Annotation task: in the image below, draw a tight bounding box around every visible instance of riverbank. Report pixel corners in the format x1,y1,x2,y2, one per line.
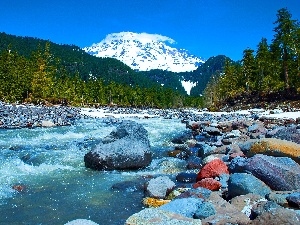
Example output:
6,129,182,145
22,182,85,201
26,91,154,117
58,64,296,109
0,102,81,128
1,102,300,224
77,106,300,225
0,100,299,129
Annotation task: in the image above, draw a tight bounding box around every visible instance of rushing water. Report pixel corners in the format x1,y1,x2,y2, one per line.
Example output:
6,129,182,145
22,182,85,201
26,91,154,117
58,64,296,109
0,116,187,225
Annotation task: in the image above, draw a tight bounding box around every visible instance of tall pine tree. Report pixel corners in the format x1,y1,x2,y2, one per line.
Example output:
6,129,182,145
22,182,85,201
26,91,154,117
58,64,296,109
273,8,299,89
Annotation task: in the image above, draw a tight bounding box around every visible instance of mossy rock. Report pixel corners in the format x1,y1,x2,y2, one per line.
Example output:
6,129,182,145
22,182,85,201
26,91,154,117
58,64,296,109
248,138,300,164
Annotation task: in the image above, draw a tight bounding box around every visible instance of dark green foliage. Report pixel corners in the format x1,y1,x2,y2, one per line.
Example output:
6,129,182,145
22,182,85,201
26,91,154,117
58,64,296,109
203,8,300,108
0,32,204,108
0,32,152,88
139,69,186,95
190,55,232,96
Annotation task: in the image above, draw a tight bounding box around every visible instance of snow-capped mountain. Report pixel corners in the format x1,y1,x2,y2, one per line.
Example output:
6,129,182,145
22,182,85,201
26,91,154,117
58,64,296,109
83,32,204,73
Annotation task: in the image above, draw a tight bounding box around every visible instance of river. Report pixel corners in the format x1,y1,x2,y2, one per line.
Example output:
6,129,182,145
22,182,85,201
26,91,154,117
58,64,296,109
0,116,187,225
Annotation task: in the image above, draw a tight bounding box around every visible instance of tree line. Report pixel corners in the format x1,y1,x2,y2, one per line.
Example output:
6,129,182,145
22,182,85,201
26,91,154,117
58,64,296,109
203,8,300,109
0,42,203,108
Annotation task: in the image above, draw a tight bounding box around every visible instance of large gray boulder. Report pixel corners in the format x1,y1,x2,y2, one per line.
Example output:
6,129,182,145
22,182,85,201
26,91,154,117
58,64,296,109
244,154,300,191
84,120,152,170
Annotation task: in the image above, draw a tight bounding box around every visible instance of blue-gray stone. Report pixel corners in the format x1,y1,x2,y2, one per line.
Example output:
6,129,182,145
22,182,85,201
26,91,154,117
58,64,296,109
194,202,216,219
228,156,247,173
187,147,199,156
273,126,300,144
251,200,281,219
159,197,203,218
204,126,221,135
186,156,202,169
228,173,271,198
248,123,260,132
238,140,256,154
266,192,289,206
198,143,217,157
219,173,230,189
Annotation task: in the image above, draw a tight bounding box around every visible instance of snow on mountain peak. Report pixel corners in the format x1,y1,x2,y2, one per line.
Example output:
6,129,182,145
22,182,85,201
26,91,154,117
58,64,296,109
83,32,204,72
103,32,176,45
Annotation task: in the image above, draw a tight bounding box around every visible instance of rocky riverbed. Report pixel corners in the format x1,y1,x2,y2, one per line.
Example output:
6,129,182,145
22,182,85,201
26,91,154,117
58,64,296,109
0,102,82,128
1,102,300,224
78,106,300,225
122,109,300,225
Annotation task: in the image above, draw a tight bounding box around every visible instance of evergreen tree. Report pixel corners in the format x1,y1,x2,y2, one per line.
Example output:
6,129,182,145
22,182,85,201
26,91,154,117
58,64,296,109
242,48,256,92
30,43,55,100
255,38,272,92
273,8,299,89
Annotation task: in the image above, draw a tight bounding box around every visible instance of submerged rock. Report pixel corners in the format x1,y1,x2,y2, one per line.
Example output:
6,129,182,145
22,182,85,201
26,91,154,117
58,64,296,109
84,120,152,170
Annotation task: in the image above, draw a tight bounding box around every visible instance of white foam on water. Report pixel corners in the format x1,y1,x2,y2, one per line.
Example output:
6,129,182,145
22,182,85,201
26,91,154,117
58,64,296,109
0,184,16,204
34,130,86,142
0,157,77,205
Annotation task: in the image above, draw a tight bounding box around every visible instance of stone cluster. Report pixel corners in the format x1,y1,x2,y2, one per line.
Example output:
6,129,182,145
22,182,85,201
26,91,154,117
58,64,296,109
126,111,300,225
0,102,81,128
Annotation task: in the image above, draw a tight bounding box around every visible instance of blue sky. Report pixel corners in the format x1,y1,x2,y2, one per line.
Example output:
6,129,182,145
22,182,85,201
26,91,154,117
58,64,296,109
1,0,300,61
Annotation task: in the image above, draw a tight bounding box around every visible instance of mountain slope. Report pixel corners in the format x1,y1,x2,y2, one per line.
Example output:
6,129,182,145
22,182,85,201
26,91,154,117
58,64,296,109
189,55,234,96
83,32,204,72
0,32,157,88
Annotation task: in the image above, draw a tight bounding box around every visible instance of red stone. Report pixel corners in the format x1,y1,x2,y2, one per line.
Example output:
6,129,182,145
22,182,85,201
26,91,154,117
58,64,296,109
12,184,26,192
197,158,229,181
193,178,222,191
191,122,200,130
